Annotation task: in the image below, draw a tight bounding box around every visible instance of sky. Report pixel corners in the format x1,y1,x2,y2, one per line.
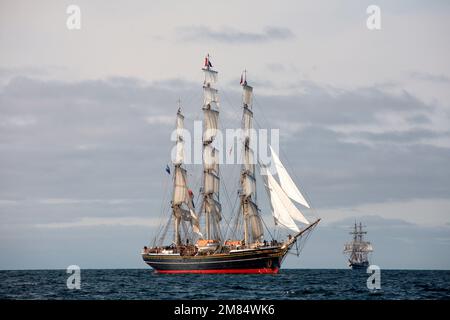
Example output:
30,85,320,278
0,0,449,270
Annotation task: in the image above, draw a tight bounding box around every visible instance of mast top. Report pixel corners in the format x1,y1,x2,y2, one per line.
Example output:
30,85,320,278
177,98,182,114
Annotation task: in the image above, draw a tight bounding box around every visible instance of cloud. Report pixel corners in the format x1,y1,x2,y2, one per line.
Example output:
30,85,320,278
410,71,450,83
35,217,159,228
177,26,294,43
1,73,450,269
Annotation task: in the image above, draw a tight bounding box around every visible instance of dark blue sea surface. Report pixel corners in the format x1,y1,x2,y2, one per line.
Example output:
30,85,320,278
0,269,449,300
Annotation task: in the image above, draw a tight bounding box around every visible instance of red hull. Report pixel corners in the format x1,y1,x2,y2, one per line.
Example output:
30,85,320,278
154,267,280,274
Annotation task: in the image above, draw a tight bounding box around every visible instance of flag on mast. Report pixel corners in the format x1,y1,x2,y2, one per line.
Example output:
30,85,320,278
204,54,213,68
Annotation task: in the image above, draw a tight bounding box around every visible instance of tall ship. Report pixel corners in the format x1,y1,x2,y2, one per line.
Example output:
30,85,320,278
141,56,320,274
343,222,373,269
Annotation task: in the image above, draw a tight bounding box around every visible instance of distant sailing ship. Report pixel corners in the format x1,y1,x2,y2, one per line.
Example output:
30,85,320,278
343,222,373,269
141,55,320,274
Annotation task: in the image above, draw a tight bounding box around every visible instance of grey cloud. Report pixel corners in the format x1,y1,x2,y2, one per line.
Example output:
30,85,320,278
1,74,450,269
178,26,294,43
410,71,450,83
350,129,450,144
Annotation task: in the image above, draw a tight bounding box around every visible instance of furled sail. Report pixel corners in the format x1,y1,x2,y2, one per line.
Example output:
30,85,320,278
269,145,310,208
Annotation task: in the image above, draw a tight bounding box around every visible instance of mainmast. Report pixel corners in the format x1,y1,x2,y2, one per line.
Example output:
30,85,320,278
239,72,264,245
172,105,200,245
201,55,222,241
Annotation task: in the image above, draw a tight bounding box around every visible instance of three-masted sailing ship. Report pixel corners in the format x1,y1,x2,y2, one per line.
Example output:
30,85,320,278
343,222,373,269
141,56,320,274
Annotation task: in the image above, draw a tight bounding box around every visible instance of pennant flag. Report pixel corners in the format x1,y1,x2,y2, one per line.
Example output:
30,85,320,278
240,73,243,85
204,55,213,68
165,165,171,175
188,189,195,208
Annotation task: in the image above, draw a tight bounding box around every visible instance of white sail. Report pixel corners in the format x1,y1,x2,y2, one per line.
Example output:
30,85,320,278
247,200,263,240
173,111,185,165
203,87,219,106
264,167,309,229
203,68,218,84
174,139,184,165
243,108,253,142
270,145,310,208
204,172,220,194
243,84,253,106
173,167,188,205
244,147,255,174
190,209,203,237
176,112,184,138
203,145,219,173
203,108,219,142
242,173,256,197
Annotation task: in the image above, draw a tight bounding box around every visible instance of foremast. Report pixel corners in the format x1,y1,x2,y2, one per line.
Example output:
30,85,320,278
239,72,264,246
201,55,222,241
172,105,200,245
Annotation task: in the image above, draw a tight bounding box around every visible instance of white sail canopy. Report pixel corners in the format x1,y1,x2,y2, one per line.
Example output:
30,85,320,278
190,209,203,236
203,69,218,84
243,108,253,141
242,173,256,197
243,85,253,106
270,145,310,208
203,108,219,142
203,145,219,173
243,147,255,174
263,167,309,231
247,200,263,241
204,172,220,194
203,87,219,106
176,112,184,139
174,140,184,165
173,112,185,165
173,167,189,205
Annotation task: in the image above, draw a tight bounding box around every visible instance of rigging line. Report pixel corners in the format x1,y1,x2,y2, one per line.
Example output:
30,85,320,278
221,175,239,240
152,173,171,245
259,212,275,241
217,170,235,233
